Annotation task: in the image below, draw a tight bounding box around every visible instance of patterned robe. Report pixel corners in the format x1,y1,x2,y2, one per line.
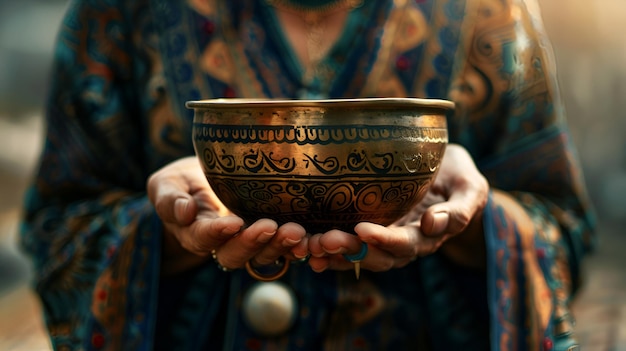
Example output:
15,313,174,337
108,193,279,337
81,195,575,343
20,0,596,350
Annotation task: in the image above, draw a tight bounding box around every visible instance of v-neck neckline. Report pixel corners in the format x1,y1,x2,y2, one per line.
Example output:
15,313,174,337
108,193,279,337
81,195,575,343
258,1,378,98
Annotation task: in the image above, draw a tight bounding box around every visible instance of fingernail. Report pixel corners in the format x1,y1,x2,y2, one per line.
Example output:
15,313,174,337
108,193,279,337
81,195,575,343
174,198,188,222
430,212,449,234
325,247,346,255
256,231,276,243
223,225,243,236
293,251,309,259
282,238,302,247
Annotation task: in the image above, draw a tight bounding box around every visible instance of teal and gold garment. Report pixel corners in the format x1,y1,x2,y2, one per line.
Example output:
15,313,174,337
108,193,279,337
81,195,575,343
20,0,596,350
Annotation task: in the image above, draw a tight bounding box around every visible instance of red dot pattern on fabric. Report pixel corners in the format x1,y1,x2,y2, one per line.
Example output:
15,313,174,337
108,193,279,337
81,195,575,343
396,56,410,71
204,21,215,35
543,337,553,351
246,338,262,350
353,337,367,348
536,248,546,259
224,87,237,98
92,333,105,349
96,289,107,301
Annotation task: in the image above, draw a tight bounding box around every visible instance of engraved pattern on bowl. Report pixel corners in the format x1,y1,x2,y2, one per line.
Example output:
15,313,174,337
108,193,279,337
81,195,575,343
188,98,453,234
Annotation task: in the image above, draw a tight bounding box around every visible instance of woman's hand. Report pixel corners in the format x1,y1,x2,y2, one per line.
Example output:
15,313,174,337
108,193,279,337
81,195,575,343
147,156,309,276
308,144,489,274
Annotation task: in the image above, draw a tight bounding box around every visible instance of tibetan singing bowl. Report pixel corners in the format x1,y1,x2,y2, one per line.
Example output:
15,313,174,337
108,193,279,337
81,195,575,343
187,98,453,234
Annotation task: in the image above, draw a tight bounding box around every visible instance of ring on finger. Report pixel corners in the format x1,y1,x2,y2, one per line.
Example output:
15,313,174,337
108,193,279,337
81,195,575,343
342,242,369,262
245,256,290,282
342,242,368,279
211,249,231,272
295,254,310,263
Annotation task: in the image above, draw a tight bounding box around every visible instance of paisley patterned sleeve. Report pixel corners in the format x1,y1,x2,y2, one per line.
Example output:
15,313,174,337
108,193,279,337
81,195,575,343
448,0,596,349
19,1,162,349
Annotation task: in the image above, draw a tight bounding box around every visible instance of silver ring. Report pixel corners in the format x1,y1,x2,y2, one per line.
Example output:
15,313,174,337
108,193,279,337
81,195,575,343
295,254,310,263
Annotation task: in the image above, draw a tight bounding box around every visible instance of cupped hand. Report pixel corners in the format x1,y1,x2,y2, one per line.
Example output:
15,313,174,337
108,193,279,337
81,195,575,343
308,144,489,274
147,156,309,276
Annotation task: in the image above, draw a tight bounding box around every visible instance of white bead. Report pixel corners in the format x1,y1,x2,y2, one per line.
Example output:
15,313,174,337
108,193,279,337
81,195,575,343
242,281,297,336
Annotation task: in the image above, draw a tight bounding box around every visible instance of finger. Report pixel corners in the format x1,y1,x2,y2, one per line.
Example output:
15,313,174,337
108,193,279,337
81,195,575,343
420,182,487,237
212,219,278,269
308,234,328,258
414,233,449,257
318,230,363,255
153,160,230,220
394,191,446,226
175,216,243,256
321,244,399,272
150,178,197,225
252,222,307,265
308,255,330,273
308,234,332,272
422,146,489,237
355,222,450,258
311,230,409,273
290,234,310,260
353,222,420,258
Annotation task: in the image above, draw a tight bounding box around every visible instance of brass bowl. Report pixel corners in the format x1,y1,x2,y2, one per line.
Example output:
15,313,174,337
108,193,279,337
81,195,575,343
187,98,453,234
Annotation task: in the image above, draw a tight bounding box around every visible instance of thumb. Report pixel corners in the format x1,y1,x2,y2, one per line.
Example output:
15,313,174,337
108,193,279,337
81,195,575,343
420,210,451,236
420,182,487,237
173,197,197,225
148,175,198,226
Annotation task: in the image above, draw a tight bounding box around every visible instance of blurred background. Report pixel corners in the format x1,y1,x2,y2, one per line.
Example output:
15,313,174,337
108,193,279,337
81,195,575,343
0,0,624,350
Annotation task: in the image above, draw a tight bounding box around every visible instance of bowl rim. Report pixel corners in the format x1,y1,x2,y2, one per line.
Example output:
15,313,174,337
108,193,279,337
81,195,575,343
185,97,455,111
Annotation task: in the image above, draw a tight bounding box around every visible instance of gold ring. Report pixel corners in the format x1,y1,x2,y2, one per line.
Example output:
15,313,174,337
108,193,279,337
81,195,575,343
245,257,290,282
